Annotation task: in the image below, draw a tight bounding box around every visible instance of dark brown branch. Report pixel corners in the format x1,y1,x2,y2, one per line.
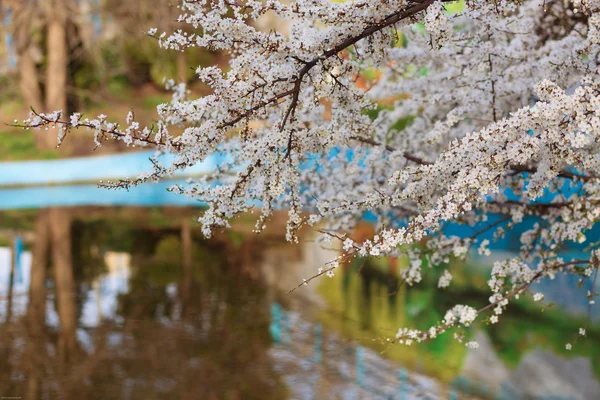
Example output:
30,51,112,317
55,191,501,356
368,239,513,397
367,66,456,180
476,259,591,315
220,0,445,131
349,135,433,165
219,88,296,129
469,215,511,240
351,135,594,182
508,164,592,182
10,109,179,150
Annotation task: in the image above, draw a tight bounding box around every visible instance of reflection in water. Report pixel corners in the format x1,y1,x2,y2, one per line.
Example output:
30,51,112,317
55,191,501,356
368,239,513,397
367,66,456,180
0,208,598,399
318,254,600,399
1,208,288,399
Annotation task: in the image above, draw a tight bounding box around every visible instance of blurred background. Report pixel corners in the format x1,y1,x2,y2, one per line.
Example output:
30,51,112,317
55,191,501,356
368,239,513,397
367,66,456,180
0,1,599,399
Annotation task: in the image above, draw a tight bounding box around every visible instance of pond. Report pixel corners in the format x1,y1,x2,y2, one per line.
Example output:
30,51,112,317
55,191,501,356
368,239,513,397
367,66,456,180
0,208,598,399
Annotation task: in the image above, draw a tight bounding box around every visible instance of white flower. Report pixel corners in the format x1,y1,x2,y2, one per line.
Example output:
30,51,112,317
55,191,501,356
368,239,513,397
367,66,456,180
16,0,600,352
438,270,453,288
566,343,572,351
444,305,478,326
343,238,354,251
70,113,81,125
478,239,491,256
428,327,437,339
466,341,479,349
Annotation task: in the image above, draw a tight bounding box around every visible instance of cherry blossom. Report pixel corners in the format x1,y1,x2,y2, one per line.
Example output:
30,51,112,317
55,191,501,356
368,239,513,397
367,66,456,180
15,0,600,348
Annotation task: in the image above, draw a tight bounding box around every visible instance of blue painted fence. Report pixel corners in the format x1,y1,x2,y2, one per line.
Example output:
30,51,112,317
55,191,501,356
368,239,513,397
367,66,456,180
0,180,206,210
0,151,226,187
0,150,237,209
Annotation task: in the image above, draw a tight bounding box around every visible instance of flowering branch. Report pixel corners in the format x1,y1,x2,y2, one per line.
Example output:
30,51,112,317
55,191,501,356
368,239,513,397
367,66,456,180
13,0,600,349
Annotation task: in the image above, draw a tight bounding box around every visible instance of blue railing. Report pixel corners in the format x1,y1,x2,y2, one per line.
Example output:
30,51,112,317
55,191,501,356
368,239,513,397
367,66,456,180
0,151,224,187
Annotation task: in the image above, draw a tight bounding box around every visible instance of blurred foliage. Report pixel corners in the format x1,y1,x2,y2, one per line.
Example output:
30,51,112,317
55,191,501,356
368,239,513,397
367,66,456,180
143,94,170,110
317,256,467,382
0,6,220,160
0,131,58,161
446,0,466,13
68,39,216,108
0,210,39,231
364,104,416,143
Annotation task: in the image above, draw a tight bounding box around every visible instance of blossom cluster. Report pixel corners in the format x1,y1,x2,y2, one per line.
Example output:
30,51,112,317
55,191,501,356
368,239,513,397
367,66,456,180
17,0,600,348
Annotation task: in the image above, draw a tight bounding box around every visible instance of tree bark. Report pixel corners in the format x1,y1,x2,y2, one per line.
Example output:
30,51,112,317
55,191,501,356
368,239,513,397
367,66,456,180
10,0,42,110
178,51,188,84
45,16,68,115
10,0,47,147
40,3,70,152
18,49,44,113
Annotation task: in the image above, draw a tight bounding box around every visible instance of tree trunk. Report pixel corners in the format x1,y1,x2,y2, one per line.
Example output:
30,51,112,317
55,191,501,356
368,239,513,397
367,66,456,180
177,51,188,84
40,3,70,153
18,48,43,113
49,208,77,362
20,49,50,149
45,17,68,115
10,0,46,147
10,0,42,110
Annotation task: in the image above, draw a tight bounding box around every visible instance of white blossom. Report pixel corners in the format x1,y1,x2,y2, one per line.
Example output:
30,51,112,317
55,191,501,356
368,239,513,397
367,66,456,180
16,0,600,347
438,270,453,288
466,341,479,349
